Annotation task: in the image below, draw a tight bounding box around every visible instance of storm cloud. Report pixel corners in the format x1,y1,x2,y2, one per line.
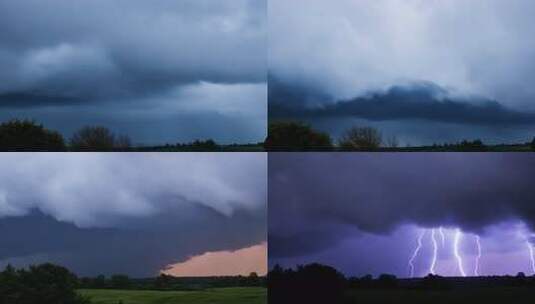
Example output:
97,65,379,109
269,0,535,143
270,79,535,126
269,153,535,259
0,0,266,143
0,153,267,277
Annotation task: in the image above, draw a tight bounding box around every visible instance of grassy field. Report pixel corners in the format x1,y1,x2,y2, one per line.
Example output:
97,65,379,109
79,287,267,304
346,287,535,304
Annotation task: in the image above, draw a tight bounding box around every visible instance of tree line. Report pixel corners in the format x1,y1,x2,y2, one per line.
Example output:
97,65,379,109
268,263,535,304
265,121,535,151
0,119,261,151
0,263,265,304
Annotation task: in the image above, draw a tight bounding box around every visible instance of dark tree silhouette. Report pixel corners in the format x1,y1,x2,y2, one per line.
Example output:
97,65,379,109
0,119,66,151
0,263,90,304
70,126,131,151
265,122,332,151
70,126,116,151
338,126,382,150
110,275,131,289
269,263,346,304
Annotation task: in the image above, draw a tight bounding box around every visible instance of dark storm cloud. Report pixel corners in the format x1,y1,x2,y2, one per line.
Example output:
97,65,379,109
270,78,535,126
270,0,535,120
0,0,266,143
0,0,266,101
0,153,267,277
269,153,535,258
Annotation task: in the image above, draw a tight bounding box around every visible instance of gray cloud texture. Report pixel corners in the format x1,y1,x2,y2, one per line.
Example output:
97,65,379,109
0,0,266,143
269,153,535,258
0,0,265,99
270,0,535,109
0,153,267,276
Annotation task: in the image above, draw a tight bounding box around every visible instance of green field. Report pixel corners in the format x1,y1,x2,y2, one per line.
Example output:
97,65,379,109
79,287,267,304
346,287,535,304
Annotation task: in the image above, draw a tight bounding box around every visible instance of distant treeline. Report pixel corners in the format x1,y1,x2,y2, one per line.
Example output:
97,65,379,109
269,263,535,304
0,263,90,304
79,272,266,291
0,119,263,152
3,118,535,151
0,263,265,304
265,121,535,151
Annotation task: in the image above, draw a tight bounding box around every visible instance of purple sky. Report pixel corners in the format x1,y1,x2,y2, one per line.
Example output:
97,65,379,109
269,153,535,278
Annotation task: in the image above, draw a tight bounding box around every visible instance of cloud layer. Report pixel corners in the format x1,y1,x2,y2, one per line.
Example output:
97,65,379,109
0,0,266,143
269,153,535,258
270,0,535,108
0,153,267,276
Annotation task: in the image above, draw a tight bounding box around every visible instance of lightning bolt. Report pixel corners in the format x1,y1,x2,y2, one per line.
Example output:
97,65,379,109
429,229,438,275
408,230,425,278
474,235,481,276
527,241,535,275
454,229,466,277
439,226,446,247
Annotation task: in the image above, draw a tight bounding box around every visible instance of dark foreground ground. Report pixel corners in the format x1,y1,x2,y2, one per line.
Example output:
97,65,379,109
346,287,535,304
269,264,535,304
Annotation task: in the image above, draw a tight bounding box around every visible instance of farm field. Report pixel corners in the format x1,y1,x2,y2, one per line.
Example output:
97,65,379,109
79,287,267,304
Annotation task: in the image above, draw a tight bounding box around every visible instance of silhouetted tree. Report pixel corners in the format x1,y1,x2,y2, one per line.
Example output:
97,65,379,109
114,135,132,151
0,263,90,304
377,274,398,288
422,274,449,290
110,275,131,289
269,263,346,304
265,122,332,151
0,119,66,151
457,139,486,151
338,126,382,150
70,126,116,151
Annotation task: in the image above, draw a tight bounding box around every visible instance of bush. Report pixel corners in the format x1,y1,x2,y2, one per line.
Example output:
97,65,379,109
110,274,131,289
338,126,382,150
0,263,90,304
70,126,131,151
265,122,332,151
269,263,346,304
0,119,66,151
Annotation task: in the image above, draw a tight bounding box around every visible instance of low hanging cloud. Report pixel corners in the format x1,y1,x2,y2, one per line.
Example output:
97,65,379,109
0,0,266,143
269,78,535,126
0,153,266,226
269,153,535,258
0,0,266,101
0,153,267,276
270,0,535,110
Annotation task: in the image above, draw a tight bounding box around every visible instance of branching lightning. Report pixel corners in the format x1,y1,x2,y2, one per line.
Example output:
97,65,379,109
527,241,535,275
439,226,446,247
408,230,425,278
454,229,466,277
429,229,438,275
474,235,481,276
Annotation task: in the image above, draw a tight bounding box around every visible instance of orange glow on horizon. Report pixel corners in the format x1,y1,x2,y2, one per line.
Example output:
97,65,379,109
162,242,267,277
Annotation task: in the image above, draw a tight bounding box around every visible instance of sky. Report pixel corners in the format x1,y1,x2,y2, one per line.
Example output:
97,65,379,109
269,0,535,145
163,243,267,277
0,153,267,277
269,153,535,278
0,0,266,145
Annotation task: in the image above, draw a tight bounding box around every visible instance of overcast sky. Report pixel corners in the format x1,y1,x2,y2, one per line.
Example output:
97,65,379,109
269,153,535,277
0,153,267,277
269,0,535,144
0,0,266,144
